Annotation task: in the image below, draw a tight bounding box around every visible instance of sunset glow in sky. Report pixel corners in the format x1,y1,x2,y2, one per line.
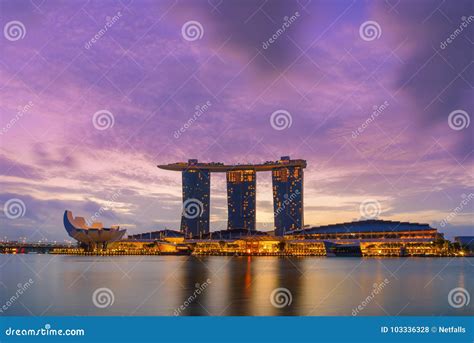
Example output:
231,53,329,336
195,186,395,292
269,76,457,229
1,0,472,241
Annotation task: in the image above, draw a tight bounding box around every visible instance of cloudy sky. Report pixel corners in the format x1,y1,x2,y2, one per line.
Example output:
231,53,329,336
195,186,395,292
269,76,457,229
0,0,472,241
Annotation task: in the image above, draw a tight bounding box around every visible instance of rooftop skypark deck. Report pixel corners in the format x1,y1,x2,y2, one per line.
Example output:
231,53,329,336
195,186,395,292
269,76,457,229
157,156,307,172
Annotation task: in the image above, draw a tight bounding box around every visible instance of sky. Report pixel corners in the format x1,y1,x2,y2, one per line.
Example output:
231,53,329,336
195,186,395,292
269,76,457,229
0,0,473,242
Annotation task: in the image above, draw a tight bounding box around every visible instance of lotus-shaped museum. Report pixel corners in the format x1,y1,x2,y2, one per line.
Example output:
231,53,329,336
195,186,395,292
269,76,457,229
63,210,126,249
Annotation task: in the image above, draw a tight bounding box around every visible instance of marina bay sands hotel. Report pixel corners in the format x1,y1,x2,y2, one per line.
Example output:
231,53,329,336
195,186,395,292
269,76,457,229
158,156,306,237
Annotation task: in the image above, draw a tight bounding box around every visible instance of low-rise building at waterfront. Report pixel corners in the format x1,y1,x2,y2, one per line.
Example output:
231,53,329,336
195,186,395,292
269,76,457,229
127,229,185,243
56,214,457,256
287,219,446,256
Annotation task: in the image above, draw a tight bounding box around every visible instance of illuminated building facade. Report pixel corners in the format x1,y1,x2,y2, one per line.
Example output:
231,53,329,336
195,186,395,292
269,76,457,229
158,157,307,235
272,156,304,236
181,167,210,238
63,210,126,251
287,220,442,240
190,220,448,257
128,229,184,243
287,220,447,256
192,237,326,256
227,169,256,231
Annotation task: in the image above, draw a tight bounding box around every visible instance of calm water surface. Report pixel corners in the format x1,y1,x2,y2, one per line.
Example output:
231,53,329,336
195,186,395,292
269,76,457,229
0,255,472,316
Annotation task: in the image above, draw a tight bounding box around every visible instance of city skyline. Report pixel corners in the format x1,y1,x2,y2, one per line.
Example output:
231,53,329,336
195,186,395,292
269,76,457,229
1,0,473,242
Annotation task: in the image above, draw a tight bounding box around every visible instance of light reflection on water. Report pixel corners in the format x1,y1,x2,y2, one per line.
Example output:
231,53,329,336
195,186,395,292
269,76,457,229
0,255,472,316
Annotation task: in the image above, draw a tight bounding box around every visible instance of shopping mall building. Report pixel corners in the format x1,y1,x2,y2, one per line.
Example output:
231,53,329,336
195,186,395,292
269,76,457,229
125,219,450,257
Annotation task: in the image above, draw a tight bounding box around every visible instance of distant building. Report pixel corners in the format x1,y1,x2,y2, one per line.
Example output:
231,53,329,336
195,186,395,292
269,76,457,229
181,166,210,238
227,169,256,231
272,156,304,236
158,156,306,237
287,219,444,256
189,220,448,257
128,229,184,242
110,230,188,254
63,210,126,250
201,228,267,240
